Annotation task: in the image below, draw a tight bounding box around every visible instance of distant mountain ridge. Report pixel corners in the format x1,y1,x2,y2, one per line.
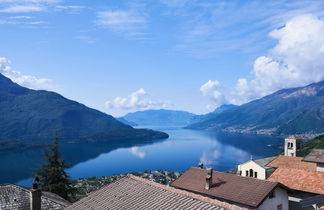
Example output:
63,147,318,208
187,81,324,135
122,109,196,126
0,73,168,142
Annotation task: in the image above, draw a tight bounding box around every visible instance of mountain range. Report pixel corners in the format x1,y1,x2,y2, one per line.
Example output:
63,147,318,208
122,109,196,126
187,81,324,135
0,73,168,143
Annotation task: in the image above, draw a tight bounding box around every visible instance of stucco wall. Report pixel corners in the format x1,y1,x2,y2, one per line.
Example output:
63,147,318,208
238,160,266,180
258,187,288,210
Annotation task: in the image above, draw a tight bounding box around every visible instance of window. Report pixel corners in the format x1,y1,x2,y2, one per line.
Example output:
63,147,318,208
277,204,282,210
254,172,258,178
269,191,275,199
246,170,248,176
249,169,253,177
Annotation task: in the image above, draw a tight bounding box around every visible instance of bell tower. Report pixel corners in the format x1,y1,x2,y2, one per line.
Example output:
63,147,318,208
284,136,301,157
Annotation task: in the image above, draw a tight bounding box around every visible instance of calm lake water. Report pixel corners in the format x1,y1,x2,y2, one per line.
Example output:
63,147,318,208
0,127,283,187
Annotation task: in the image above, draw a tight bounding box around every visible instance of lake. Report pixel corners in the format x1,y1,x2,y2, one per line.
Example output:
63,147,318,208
0,127,283,187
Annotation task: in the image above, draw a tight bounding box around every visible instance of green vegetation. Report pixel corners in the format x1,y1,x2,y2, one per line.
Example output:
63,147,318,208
0,73,168,143
187,81,324,135
300,134,324,156
35,135,74,201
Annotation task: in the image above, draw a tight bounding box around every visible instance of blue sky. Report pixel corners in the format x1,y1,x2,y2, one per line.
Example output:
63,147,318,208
1,0,324,116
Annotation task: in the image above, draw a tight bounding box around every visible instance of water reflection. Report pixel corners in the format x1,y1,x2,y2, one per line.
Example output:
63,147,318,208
0,127,282,187
129,147,146,159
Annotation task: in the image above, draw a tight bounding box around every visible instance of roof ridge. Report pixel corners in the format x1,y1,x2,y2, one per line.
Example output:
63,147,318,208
190,167,279,185
127,174,247,210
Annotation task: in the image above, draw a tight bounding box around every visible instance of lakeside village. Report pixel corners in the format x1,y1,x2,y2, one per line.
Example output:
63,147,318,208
1,136,324,210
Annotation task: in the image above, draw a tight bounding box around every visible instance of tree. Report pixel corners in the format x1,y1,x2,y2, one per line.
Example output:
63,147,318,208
35,134,74,200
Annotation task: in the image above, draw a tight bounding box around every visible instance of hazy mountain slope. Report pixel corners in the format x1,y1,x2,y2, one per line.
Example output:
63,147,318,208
0,73,168,142
123,109,196,126
190,104,238,124
187,81,324,135
116,117,138,126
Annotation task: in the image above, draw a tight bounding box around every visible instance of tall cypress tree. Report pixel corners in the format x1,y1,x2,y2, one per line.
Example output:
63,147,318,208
35,134,74,200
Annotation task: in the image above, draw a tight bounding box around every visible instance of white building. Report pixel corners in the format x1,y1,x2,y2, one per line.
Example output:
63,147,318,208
284,136,302,157
237,156,277,180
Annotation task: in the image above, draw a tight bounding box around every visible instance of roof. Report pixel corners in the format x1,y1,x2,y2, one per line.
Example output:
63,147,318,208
300,194,324,209
170,167,282,208
253,156,277,169
0,184,70,210
268,167,324,194
65,175,236,210
303,149,324,164
267,155,316,171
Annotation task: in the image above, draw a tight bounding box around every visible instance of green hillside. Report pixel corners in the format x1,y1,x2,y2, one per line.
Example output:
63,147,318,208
0,73,168,143
187,81,324,135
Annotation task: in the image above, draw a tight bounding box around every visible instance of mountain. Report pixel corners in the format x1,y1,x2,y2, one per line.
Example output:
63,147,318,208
122,109,196,126
300,134,324,156
190,104,238,124
0,73,168,143
187,81,324,135
116,117,138,126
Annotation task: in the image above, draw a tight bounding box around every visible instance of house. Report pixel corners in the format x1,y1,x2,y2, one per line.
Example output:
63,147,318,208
267,155,317,171
0,184,70,210
237,156,277,179
171,167,289,210
65,174,242,210
268,167,324,210
303,149,324,172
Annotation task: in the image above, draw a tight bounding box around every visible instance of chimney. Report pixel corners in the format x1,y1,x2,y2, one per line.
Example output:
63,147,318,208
30,177,41,210
205,168,213,190
198,162,204,169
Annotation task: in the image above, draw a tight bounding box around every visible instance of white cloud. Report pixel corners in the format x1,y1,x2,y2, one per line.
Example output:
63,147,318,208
0,57,57,90
200,80,226,109
232,14,324,104
55,5,84,10
129,146,145,159
8,15,31,19
96,10,147,38
0,5,44,12
168,1,324,57
105,88,171,110
0,0,59,3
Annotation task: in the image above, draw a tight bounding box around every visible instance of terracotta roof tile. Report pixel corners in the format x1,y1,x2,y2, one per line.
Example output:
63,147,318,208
303,149,324,164
268,167,324,194
65,175,240,210
267,155,316,171
171,167,280,208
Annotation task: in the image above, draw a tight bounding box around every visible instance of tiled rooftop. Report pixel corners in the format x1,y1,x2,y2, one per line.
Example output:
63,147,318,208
253,156,277,169
0,184,70,210
66,175,239,210
268,167,324,194
266,155,316,171
303,149,324,164
171,167,281,208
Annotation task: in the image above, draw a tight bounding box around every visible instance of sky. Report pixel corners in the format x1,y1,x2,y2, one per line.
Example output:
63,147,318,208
1,0,324,116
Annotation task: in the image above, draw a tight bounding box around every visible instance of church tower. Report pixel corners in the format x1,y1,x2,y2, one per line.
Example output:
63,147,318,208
284,136,301,157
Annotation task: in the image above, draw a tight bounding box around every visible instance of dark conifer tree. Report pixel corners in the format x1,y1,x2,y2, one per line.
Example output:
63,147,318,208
35,134,74,200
